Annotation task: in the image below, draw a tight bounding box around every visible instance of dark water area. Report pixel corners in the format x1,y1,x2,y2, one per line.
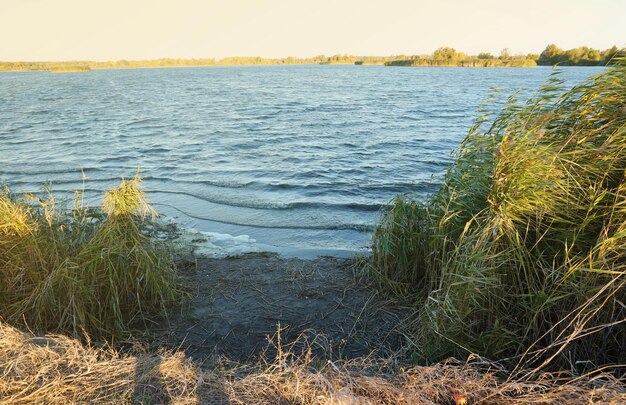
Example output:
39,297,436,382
0,65,604,254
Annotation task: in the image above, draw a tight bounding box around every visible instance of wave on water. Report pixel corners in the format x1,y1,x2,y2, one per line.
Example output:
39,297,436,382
153,202,376,232
0,65,604,251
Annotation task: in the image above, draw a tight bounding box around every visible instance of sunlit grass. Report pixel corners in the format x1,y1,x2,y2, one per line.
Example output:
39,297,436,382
2,323,625,404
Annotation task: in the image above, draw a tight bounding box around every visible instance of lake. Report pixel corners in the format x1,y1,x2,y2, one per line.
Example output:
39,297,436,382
0,65,604,255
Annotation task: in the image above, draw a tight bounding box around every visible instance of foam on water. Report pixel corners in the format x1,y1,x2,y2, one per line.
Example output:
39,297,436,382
171,228,260,258
171,226,363,259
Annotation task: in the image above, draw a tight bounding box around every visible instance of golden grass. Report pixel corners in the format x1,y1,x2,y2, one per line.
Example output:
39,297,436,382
1,323,624,404
0,323,198,404
103,175,155,219
0,191,34,237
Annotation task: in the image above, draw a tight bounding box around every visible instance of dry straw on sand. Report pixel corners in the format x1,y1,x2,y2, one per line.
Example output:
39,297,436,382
1,323,624,404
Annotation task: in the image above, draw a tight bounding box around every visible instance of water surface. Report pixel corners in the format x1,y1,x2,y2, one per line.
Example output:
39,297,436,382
0,65,604,254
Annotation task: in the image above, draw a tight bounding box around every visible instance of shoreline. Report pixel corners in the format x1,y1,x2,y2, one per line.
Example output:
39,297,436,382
0,62,374,73
0,62,548,73
155,215,371,261
1,62,611,74
2,45,620,73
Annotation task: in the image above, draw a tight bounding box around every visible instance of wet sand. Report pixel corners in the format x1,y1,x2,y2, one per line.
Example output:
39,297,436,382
152,253,408,362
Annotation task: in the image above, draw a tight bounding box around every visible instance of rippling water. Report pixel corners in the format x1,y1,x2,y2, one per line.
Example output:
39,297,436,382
0,65,604,254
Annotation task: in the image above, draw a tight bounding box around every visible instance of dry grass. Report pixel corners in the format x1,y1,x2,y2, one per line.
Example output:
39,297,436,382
1,323,624,404
0,323,198,404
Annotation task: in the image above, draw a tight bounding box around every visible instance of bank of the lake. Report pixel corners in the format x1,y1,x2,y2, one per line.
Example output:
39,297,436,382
1,60,624,405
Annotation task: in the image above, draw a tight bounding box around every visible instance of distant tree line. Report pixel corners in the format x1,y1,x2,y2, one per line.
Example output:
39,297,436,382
0,55,401,71
385,47,537,68
537,44,623,66
385,45,623,68
0,45,622,72
48,64,91,72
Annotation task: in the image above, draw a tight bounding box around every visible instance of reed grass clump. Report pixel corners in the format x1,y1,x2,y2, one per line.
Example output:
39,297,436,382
372,61,626,368
0,175,179,339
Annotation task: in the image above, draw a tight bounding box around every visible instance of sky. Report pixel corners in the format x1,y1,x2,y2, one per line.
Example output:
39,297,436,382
0,0,624,61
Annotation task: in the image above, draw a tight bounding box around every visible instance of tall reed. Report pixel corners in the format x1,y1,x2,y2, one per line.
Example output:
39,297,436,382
372,61,626,369
0,175,179,339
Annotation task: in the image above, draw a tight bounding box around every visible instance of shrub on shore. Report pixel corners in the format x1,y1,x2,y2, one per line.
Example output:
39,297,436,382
372,61,626,369
0,175,179,339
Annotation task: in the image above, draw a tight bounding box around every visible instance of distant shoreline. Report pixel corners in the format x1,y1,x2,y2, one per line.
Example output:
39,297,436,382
0,61,365,73
0,60,542,72
0,63,542,73
0,60,613,73
0,60,537,72
2,44,621,72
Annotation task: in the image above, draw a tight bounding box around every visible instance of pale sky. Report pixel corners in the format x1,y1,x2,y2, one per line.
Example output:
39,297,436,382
0,0,624,61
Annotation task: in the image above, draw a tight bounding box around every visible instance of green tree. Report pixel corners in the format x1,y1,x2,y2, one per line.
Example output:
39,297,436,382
433,47,459,60
563,47,588,65
526,53,539,61
537,44,564,65
580,48,602,65
602,46,621,65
